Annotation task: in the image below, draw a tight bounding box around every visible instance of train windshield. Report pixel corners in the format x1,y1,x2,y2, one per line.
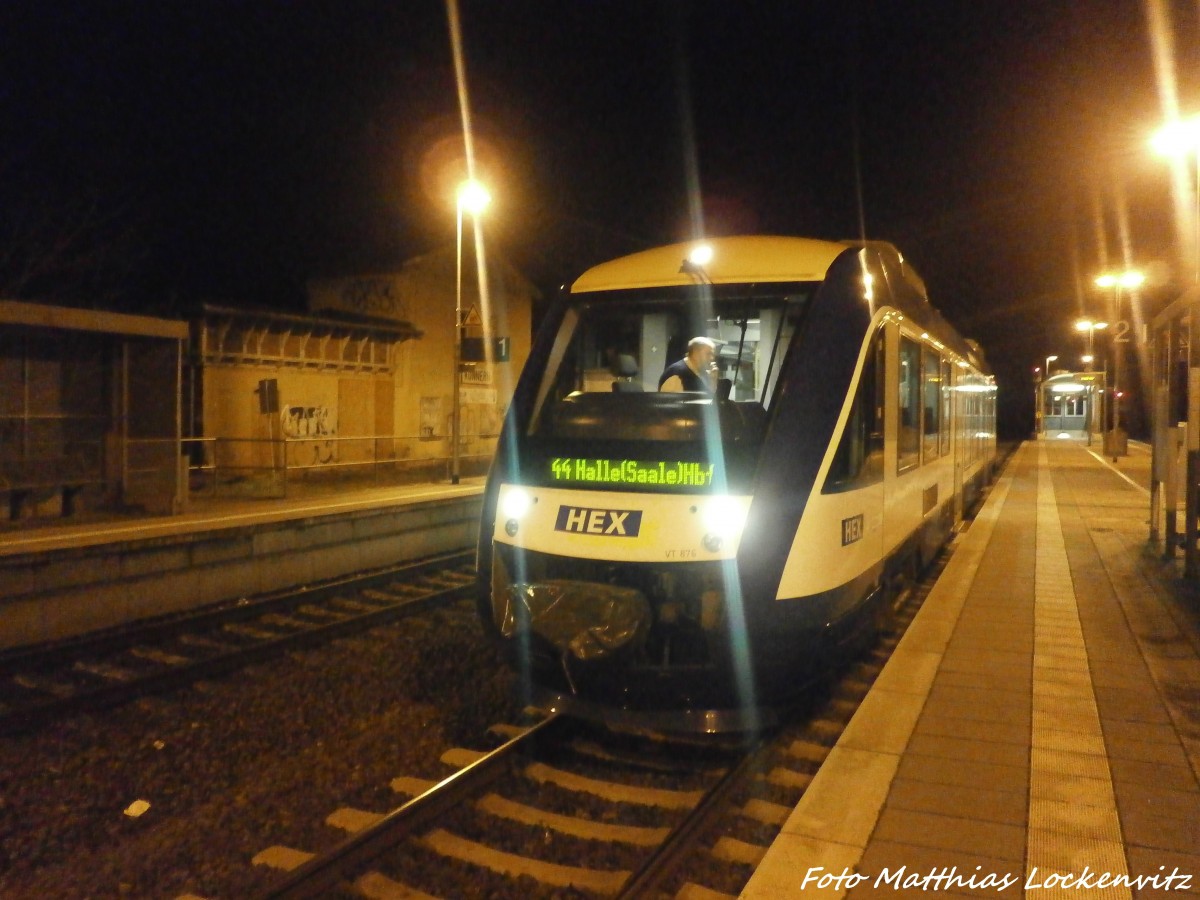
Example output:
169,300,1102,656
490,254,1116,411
528,285,813,438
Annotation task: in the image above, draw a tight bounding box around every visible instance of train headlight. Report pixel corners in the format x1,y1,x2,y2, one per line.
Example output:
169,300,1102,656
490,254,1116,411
700,496,749,553
500,487,535,537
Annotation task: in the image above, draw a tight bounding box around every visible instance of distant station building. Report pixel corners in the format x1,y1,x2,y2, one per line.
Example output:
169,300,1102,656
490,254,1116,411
0,299,189,519
189,245,536,496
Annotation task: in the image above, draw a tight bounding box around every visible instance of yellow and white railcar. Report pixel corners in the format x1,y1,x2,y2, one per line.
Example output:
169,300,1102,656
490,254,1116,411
478,236,996,732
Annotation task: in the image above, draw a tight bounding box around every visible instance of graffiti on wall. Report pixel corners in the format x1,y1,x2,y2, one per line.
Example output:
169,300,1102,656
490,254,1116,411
281,405,337,464
419,396,442,438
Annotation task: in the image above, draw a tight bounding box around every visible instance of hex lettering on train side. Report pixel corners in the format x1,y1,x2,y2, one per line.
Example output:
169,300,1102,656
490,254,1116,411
606,511,629,534
555,506,643,537
841,514,864,545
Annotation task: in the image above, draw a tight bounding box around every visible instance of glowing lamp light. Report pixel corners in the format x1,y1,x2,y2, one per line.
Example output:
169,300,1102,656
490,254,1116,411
1150,116,1200,158
457,179,491,216
1095,272,1144,289
500,486,534,537
501,487,533,519
687,244,714,267
699,495,750,554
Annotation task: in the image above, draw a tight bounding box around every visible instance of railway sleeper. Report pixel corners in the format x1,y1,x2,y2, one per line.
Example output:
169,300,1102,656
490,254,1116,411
353,871,440,900
711,834,767,867
418,827,631,894
475,792,670,846
439,746,711,811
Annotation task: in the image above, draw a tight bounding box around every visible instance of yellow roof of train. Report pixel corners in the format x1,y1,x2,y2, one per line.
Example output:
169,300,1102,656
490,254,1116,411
570,235,849,293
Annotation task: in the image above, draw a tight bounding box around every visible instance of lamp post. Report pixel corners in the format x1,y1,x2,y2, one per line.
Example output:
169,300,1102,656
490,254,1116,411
1151,116,1200,282
1045,355,1057,436
1074,319,1108,441
452,178,490,484
1037,355,1058,437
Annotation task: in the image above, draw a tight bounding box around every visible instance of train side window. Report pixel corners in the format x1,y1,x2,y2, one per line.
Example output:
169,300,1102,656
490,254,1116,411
824,331,884,493
897,336,921,472
922,346,942,460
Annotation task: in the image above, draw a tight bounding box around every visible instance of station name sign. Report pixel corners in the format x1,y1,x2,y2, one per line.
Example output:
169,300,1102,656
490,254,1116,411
549,457,715,487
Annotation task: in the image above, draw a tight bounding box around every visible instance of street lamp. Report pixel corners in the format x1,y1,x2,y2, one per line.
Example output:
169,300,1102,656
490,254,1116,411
452,178,490,484
1074,318,1108,370
1094,270,1143,441
1151,116,1200,281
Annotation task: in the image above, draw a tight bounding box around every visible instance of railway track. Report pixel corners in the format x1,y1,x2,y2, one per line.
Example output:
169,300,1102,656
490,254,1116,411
0,549,475,736
249,548,944,900
259,711,763,900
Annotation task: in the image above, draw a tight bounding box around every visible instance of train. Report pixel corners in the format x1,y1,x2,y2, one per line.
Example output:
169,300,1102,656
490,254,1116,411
476,236,996,732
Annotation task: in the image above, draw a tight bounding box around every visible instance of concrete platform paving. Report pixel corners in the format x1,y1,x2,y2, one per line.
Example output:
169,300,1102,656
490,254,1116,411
743,440,1200,899
0,478,484,559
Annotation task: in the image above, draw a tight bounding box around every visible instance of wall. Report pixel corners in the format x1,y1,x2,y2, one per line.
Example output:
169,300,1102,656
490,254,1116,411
308,244,536,471
0,492,482,649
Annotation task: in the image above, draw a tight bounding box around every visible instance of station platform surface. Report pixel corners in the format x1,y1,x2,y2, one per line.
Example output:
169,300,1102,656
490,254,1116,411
0,477,487,649
0,478,485,560
744,439,1200,898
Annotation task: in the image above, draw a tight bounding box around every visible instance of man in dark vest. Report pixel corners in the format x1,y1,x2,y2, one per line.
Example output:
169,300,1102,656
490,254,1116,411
658,336,718,392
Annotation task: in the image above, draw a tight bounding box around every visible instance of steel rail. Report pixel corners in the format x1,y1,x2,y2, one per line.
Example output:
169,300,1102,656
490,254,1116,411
0,549,474,675
0,551,476,735
263,713,569,900
614,736,769,898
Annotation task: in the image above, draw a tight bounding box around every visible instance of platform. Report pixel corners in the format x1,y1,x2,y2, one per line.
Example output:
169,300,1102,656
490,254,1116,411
0,479,484,559
0,479,484,650
744,439,1200,898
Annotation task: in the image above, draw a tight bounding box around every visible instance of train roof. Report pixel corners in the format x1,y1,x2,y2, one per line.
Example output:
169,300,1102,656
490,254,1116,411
570,236,849,293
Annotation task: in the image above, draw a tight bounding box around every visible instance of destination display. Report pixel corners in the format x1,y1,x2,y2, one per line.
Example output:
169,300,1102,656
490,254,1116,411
549,457,716,487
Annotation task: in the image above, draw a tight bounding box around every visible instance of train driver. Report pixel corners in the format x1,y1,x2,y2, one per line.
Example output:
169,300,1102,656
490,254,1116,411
658,336,718,392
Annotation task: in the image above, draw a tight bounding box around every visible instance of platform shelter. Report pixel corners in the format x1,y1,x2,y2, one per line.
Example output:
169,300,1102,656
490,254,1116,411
1036,370,1106,445
0,299,188,519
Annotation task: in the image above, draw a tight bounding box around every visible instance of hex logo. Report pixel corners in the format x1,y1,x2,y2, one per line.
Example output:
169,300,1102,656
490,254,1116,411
841,514,864,546
555,506,643,537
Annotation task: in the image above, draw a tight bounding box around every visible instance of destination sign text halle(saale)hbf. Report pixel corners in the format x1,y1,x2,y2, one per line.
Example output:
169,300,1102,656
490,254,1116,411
550,458,715,487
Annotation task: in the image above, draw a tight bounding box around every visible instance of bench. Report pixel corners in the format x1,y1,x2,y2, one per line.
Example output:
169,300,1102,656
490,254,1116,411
0,456,106,520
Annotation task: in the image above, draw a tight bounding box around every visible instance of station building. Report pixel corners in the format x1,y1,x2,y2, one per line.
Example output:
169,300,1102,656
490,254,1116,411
3,244,537,519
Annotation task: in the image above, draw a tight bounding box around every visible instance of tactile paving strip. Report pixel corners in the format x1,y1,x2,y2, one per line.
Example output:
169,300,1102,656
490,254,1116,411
1026,444,1131,899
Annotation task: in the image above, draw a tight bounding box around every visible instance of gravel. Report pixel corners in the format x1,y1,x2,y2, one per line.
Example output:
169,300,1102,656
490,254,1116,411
0,599,520,899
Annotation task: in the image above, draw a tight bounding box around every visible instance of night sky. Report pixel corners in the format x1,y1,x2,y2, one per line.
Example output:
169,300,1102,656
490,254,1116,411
3,1,1199,433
